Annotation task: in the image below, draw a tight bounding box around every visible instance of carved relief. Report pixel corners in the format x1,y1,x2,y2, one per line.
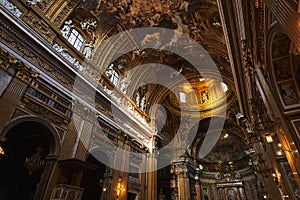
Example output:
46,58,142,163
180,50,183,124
53,0,80,27
21,12,55,43
26,101,68,127
38,0,53,12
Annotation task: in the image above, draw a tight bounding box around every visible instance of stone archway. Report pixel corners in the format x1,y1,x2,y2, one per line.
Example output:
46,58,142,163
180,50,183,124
0,116,60,200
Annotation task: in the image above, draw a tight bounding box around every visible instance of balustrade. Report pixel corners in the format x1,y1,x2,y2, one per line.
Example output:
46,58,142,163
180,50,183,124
50,184,84,200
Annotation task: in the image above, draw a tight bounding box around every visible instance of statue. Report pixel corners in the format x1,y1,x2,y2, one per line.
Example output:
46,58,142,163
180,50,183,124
53,44,68,55
80,18,97,31
105,64,114,77
140,95,146,111
83,41,94,59
135,92,140,107
120,76,130,94
61,20,73,38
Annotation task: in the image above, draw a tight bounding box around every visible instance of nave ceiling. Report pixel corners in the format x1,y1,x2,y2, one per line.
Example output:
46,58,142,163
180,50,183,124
0,0,255,172
58,0,241,168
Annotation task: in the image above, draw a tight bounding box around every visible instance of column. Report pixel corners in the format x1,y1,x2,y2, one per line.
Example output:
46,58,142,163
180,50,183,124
58,111,81,159
59,104,92,160
194,180,201,200
145,153,157,200
108,138,131,200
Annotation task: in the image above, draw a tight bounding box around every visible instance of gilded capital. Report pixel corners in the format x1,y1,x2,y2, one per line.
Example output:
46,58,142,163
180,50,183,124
0,49,17,72
16,62,39,84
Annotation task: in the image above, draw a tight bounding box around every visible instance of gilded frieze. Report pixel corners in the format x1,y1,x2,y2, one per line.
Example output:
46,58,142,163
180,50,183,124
21,11,55,43
0,31,73,88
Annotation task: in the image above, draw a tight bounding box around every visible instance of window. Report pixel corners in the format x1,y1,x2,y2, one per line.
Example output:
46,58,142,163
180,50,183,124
221,82,228,93
179,92,186,103
67,29,84,51
110,70,119,86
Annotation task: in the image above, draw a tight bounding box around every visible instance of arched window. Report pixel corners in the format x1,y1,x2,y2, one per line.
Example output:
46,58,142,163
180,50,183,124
110,71,119,86
179,91,186,103
67,29,84,51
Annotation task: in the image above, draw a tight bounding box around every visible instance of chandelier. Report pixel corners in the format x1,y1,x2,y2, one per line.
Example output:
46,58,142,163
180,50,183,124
24,147,45,175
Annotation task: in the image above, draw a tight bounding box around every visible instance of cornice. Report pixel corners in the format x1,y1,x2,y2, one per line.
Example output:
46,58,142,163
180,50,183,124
0,6,154,148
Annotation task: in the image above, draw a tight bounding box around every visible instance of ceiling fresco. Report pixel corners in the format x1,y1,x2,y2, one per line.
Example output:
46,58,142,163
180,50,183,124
67,0,241,169
201,133,247,163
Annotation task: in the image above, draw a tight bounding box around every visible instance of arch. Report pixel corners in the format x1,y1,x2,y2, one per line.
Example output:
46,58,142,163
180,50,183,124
190,117,246,162
266,24,300,110
87,147,112,167
0,116,61,199
1,116,61,157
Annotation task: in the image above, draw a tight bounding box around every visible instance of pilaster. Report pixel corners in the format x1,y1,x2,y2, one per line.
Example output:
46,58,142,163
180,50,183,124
171,157,194,200
146,152,157,200
0,61,38,133
249,137,282,200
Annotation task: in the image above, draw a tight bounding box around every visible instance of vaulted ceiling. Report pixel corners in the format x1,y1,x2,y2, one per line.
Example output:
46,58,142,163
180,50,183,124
71,0,242,160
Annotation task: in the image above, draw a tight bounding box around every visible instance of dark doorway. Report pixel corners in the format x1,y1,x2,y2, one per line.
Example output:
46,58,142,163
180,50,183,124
0,121,52,200
127,192,137,200
81,151,107,200
157,165,172,200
